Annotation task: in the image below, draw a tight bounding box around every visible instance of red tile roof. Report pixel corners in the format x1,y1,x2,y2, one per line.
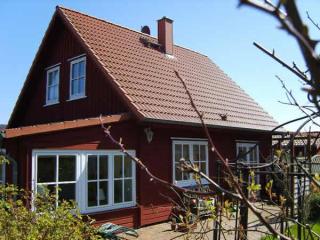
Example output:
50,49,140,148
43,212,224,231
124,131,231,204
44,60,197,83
5,113,130,138
59,7,279,131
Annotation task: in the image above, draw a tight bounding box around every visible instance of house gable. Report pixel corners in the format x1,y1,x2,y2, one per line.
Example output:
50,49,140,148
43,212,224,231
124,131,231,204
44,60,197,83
56,7,279,132
8,10,131,128
9,6,280,132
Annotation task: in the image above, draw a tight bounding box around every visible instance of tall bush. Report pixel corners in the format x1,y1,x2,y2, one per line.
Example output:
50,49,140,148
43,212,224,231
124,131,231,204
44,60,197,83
0,184,101,240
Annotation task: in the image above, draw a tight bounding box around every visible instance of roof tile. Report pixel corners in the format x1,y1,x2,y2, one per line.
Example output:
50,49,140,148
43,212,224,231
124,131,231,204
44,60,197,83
59,7,279,131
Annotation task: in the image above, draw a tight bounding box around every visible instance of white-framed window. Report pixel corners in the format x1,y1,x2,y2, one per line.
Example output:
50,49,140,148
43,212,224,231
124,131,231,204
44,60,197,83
236,142,259,164
87,154,109,207
32,150,136,213
69,56,86,100
172,140,208,187
236,142,260,183
45,66,60,105
36,154,76,203
0,149,6,185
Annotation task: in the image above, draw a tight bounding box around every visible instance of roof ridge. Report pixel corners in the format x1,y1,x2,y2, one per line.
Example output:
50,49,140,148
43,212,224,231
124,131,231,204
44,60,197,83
56,5,208,58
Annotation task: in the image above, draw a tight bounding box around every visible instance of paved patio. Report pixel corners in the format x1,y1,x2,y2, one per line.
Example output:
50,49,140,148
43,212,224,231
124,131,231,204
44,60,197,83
117,202,280,240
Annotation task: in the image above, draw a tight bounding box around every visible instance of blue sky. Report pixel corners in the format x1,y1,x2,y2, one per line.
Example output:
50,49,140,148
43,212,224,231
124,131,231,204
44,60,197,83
0,1,319,131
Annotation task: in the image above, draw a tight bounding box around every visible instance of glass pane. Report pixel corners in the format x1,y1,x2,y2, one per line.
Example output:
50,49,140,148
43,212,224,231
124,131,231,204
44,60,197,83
72,79,79,95
59,183,75,201
88,182,97,207
200,162,206,173
53,70,58,84
99,155,108,179
249,146,258,163
124,179,132,202
72,62,79,79
88,155,97,180
48,86,53,100
238,146,247,162
193,145,199,162
114,155,123,178
114,180,123,203
38,156,56,183
0,165,3,180
78,77,85,94
79,61,85,76
183,172,190,180
53,85,58,99
37,184,55,196
200,145,206,161
175,166,182,181
48,72,54,86
183,144,189,161
99,181,108,205
175,144,182,163
59,155,76,182
124,156,132,178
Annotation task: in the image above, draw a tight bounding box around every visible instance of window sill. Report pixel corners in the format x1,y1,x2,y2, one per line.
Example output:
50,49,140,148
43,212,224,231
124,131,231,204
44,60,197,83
43,101,59,107
81,202,136,214
67,95,87,102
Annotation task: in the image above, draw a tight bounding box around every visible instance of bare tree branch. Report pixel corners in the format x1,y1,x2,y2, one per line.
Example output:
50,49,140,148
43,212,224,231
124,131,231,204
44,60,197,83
174,70,291,240
307,11,320,31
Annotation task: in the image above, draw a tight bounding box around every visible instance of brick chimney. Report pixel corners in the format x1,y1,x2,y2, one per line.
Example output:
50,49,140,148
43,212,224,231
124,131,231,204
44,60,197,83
157,17,173,55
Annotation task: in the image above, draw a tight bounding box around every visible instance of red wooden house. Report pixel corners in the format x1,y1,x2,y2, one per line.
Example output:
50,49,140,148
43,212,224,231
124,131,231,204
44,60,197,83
3,7,279,227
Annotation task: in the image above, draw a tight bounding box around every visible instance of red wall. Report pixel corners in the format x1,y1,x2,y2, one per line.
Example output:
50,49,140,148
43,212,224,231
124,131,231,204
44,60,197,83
9,16,128,128
5,120,271,228
135,123,271,225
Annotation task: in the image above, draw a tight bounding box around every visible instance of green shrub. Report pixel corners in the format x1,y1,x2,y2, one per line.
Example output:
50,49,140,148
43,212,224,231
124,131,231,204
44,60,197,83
304,192,320,222
0,184,102,240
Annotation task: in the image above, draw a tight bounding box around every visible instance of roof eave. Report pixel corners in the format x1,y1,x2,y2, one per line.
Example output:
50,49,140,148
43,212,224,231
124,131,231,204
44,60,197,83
142,117,285,134
4,113,131,139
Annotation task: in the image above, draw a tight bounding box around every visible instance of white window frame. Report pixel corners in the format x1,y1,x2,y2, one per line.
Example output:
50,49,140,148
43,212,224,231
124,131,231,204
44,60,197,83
84,152,136,213
32,150,136,214
0,149,6,185
236,142,259,164
236,141,260,184
69,56,86,100
35,153,78,206
172,140,209,187
45,65,60,106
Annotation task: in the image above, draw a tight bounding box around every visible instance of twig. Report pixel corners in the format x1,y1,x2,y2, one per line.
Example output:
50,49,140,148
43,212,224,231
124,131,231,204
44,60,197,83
253,42,309,83
100,117,241,200
306,11,320,31
174,70,290,240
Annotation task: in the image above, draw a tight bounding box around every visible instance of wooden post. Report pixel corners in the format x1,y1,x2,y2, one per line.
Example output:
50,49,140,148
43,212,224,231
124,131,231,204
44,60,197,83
213,160,221,240
290,135,295,218
239,169,248,240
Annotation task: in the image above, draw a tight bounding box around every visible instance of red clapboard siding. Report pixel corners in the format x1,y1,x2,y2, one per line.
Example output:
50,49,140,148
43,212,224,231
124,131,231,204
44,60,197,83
140,205,172,226
91,207,139,228
10,16,128,128
5,117,271,228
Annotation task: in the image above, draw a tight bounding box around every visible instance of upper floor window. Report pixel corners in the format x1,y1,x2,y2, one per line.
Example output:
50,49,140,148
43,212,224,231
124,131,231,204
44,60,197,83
70,56,86,100
46,66,60,105
172,140,208,187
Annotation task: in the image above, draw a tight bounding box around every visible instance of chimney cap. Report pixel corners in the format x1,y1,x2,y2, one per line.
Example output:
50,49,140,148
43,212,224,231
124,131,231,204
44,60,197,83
158,16,173,23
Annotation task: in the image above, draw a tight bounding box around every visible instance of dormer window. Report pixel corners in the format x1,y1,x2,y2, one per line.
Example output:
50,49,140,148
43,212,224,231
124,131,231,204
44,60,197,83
45,66,60,105
70,56,86,100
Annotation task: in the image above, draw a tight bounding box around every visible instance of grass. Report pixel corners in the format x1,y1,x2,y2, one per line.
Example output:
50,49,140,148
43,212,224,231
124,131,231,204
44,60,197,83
261,221,320,240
